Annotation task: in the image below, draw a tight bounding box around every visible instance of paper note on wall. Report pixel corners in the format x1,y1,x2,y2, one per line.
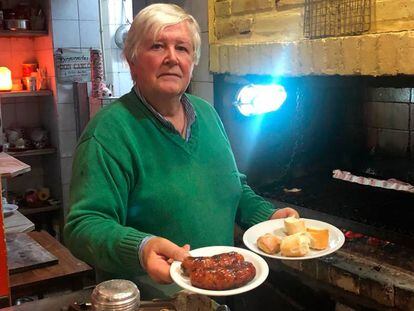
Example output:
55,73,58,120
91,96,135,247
55,49,91,83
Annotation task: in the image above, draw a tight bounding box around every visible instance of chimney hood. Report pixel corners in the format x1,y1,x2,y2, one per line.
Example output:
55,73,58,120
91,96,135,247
207,0,414,76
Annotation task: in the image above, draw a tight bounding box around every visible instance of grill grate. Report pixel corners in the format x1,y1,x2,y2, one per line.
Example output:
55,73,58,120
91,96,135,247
304,0,371,39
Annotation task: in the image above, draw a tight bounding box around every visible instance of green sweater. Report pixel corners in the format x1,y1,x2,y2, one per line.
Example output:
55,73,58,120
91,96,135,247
64,90,275,280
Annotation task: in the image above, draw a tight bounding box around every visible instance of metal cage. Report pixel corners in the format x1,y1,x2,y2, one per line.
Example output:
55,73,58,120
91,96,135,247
304,0,371,39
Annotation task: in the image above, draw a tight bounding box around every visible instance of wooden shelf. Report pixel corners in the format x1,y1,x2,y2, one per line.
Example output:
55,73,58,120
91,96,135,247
19,205,60,216
0,30,48,37
0,152,30,178
0,90,52,99
7,148,56,158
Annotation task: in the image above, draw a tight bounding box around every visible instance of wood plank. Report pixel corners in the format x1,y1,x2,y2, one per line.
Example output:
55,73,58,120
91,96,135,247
0,90,52,99
9,231,92,299
0,153,30,178
6,233,58,274
7,148,56,158
18,205,60,216
0,30,47,37
3,211,35,234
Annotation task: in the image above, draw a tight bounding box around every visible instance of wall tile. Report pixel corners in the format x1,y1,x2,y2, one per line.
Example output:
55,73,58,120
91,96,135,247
100,0,110,26
366,128,378,152
106,0,127,25
57,83,74,104
190,0,208,32
104,48,118,74
59,130,77,158
377,129,409,156
105,72,115,93
57,103,76,132
115,49,129,73
102,25,112,50
52,20,80,48
367,87,411,103
111,72,121,97
79,20,101,48
192,32,213,82
190,81,214,105
51,0,79,20
78,0,100,20
118,72,133,96
62,182,71,217
60,156,73,185
364,101,409,130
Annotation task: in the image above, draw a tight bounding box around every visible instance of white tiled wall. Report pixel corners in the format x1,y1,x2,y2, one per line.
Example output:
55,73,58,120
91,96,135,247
101,0,134,97
50,0,102,216
49,0,135,215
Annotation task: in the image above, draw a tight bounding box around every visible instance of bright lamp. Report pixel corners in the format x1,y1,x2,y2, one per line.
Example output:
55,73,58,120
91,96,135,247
234,84,287,116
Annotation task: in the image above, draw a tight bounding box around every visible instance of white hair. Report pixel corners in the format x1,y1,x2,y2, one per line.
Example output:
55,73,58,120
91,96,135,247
123,3,201,67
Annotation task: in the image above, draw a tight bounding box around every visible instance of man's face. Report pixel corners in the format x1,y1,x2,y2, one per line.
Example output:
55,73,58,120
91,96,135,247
131,22,195,101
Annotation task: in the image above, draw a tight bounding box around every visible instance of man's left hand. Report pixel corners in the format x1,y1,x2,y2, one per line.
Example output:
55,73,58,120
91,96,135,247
270,207,299,219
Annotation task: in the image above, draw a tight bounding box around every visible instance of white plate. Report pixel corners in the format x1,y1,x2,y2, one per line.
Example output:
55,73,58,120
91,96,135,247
243,218,345,260
170,246,269,296
2,203,18,216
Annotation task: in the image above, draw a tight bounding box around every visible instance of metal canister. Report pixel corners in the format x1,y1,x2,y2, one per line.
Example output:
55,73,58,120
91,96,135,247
91,279,140,311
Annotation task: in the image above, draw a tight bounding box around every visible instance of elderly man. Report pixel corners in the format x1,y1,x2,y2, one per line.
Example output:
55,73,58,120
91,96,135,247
64,3,298,299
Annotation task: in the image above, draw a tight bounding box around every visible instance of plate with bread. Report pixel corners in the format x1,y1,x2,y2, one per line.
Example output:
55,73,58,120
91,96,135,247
170,246,269,296
243,217,345,260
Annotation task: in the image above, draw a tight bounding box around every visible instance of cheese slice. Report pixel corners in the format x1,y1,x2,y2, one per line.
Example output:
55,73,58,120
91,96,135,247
306,226,329,250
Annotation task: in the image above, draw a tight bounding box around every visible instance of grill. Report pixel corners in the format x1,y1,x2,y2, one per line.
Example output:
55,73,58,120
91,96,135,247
258,170,414,248
303,0,371,38
214,75,414,253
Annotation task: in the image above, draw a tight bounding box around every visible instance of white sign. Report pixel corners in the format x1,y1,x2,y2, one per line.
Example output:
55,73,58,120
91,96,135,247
55,49,91,83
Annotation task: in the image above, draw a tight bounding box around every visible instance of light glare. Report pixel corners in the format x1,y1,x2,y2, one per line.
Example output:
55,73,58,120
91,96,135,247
235,84,287,116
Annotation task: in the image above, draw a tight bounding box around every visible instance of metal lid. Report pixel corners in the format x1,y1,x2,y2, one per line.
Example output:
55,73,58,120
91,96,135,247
91,279,140,311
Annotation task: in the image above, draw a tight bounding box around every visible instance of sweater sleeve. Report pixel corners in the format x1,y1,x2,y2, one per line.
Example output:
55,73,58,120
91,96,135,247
235,173,276,230
63,136,151,275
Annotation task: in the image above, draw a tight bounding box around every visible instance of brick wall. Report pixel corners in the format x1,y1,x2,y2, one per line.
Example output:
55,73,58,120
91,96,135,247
208,0,414,76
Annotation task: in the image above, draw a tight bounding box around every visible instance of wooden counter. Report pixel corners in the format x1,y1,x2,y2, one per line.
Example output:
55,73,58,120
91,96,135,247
9,231,93,301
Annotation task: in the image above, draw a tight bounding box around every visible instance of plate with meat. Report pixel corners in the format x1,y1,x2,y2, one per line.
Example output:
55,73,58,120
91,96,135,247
170,246,269,296
243,218,345,260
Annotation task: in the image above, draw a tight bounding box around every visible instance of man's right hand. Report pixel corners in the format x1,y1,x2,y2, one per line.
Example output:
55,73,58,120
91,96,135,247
141,237,190,284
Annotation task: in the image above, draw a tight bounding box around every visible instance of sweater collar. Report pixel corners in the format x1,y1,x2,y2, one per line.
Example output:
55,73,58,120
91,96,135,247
132,86,195,141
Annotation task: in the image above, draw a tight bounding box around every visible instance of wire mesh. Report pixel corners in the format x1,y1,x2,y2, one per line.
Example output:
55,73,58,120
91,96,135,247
304,0,371,39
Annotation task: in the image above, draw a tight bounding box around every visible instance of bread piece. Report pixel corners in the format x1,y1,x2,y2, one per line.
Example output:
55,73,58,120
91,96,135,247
280,232,311,257
284,217,306,235
257,233,281,254
306,226,329,250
